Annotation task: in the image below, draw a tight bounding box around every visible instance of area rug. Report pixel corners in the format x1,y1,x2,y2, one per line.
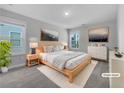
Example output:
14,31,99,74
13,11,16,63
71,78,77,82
37,60,98,88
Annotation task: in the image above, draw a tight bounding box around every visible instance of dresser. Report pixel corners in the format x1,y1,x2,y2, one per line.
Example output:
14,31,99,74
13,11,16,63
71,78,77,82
88,46,108,61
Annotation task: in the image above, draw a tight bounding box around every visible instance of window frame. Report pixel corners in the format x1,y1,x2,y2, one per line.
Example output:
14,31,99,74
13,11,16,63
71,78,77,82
0,16,26,56
70,32,80,49
9,31,22,48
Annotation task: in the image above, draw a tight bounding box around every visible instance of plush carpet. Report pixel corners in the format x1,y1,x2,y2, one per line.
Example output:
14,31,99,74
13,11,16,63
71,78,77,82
37,60,97,88
84,61,109,88
0,66,59,88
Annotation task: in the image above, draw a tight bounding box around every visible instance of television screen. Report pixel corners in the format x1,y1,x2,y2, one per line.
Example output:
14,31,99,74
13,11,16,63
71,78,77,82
89,27,109,42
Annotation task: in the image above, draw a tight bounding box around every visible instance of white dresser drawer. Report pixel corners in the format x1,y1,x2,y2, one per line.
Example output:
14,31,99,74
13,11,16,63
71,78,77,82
88,46,107,60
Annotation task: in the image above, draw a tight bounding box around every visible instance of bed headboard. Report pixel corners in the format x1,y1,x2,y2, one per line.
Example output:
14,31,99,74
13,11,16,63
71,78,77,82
38,41,63,46
36,41,65,54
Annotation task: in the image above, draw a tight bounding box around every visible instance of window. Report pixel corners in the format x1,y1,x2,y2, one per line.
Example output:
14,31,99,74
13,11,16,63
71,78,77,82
0,22,26,55
70,33,79,49
10,32,21,47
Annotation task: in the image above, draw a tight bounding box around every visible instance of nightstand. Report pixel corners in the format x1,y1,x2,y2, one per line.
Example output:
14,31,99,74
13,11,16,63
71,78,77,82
26,54,40,67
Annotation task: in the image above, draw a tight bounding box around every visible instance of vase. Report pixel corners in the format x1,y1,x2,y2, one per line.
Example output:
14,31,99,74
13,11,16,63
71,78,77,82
1,67,8,73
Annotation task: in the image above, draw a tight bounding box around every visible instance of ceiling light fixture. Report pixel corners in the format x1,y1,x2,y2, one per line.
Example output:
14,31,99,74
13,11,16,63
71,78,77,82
63,10,71,17
65,12,69,16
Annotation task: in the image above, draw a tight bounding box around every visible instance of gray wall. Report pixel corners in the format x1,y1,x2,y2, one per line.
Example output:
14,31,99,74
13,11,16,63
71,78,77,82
0,8,68,68
118,5,124,53
68,20,118,52
0,9,2,14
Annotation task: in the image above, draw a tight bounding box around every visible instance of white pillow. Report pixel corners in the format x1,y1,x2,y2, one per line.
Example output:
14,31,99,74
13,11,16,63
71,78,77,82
53,45,64,52
43,46,53,53
59,44,64,50
54,46,60,52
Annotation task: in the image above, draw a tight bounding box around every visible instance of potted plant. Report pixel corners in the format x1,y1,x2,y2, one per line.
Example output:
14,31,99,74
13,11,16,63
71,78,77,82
0,40,12,73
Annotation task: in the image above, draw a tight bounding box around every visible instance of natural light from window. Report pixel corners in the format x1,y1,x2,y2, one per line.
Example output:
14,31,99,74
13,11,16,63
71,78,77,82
0,22,26,55
70,33,79,49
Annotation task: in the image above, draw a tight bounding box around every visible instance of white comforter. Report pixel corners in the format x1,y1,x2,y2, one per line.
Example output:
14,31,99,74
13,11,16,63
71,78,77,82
39,50,89,70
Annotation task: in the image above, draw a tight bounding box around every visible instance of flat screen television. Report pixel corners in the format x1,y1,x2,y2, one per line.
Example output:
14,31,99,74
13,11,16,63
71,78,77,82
88,27,109,42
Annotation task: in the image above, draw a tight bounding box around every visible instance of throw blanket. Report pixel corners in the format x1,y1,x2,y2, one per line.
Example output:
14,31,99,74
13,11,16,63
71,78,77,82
52,52,83,70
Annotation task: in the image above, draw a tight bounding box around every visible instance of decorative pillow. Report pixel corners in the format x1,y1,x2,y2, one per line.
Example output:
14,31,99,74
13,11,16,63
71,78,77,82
53,45,60,52
53,44,64,52
43,46,53,53
59,44,64,50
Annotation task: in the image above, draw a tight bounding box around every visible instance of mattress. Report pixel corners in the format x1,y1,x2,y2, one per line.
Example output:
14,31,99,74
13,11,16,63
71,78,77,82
39,50,89,70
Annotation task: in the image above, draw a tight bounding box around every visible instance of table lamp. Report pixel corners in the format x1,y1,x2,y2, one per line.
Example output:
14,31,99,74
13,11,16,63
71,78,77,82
29,42,38,54
62,42,68,49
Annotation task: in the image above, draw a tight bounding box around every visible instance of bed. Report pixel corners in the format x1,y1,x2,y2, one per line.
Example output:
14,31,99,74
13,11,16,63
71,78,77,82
36,41,91,83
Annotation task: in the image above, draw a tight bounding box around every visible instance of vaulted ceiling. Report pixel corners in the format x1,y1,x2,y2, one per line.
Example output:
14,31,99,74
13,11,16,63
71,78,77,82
0,4,118,29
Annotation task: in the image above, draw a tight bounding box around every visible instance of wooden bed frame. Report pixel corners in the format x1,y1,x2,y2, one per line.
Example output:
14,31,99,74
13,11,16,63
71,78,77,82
36,41,91,83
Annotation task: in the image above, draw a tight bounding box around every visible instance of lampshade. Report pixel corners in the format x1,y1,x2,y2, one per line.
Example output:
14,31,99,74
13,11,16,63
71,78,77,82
29,42,38,48
29,37,38,42
62,42,68,46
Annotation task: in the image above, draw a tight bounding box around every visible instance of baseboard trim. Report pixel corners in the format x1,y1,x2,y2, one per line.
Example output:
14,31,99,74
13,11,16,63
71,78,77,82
9,63,25,70
92,57,108,62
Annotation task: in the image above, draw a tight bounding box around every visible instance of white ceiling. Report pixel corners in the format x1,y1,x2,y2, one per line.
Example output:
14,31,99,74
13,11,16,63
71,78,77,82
0,4,118,29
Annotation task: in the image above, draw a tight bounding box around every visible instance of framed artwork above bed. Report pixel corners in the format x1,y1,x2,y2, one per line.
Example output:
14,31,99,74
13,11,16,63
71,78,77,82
41,29,59,41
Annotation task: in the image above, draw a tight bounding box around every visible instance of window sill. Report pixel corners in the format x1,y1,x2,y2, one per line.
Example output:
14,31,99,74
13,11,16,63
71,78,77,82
70,47,79,50
12,52,26,56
